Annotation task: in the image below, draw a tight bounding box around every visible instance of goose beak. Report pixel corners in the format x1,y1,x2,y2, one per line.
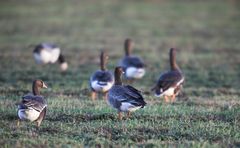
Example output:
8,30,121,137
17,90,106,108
42,82,48,88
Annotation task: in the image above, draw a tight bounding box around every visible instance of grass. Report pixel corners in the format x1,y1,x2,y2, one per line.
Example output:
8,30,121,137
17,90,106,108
0,0,240,147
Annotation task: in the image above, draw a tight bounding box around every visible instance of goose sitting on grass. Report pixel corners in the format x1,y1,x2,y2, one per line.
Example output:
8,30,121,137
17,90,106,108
33,43,68,71
16,80,48,128
152,48,184,103
107,67,146,120
90,51,114,100
119,38,145,81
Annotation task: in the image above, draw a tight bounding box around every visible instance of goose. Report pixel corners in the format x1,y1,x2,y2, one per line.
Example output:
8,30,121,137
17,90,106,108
119,38,145,80
33,43,68,71
152,48,184,102
107,67,146,120
90,51,114,100
17,80,48,128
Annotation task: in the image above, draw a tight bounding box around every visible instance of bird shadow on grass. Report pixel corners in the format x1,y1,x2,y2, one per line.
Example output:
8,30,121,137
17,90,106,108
46,113,116,123
2,108,237,125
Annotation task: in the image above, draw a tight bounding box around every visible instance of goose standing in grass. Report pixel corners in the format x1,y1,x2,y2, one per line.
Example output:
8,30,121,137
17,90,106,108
33,43,68,71
152,48,184,103
119,38,145,81
90,51,114,100
17,80,48,128
107,67,146,120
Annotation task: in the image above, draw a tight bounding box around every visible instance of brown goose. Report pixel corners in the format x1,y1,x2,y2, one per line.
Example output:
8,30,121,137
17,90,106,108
33,43,68,71
90,51,114,100
119,39,145,80
152,48,184,102
107,67,146,120
17,80,48,128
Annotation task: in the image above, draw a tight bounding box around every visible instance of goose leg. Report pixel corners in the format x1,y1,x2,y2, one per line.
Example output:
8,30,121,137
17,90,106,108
36,116,43,128
118,112,122,120
127,111,131,119
171,94,176,102
17,119,20,127
36,108,47,128
91,91,97,101
36,121,41,129
164,95,169,103
103,92,108,100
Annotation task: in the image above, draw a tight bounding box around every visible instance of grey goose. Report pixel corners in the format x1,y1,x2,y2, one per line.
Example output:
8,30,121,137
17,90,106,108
17,80,47,128
152,48,184,102
119,38,145,80
107,67,146,120
33,43,68,71
90,51,114,100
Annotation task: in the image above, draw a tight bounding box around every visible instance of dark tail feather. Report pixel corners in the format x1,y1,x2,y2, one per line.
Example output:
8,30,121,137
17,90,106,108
58,53,66,64
151,85,157,91
141,99,147,108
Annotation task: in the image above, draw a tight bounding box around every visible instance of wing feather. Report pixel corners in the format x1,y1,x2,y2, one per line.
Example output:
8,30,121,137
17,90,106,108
109,85,146,107
157,70,184,91
91,70,114,82
120,56,145,69
21,95,47,112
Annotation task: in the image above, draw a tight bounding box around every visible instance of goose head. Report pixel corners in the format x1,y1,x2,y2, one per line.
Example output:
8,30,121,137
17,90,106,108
32,79,47,95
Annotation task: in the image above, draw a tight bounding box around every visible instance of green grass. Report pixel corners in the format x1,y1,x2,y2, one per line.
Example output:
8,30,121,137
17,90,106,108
0,0,240,147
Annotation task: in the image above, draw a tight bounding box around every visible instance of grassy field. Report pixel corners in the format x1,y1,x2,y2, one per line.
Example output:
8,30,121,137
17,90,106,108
0,0,240,147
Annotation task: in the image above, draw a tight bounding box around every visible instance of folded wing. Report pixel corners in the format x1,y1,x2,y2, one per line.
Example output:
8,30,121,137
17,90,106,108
20,95,47,112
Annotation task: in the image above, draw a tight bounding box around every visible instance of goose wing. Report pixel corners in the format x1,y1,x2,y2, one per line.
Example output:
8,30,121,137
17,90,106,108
120,56,145,69
20,95,47,112
91,70,114,82
157,70,184,91
33,43,58,53
109,85,146,107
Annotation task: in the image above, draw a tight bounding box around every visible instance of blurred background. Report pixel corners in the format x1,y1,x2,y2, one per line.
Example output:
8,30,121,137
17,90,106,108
0,0,240,89
1,0,240,90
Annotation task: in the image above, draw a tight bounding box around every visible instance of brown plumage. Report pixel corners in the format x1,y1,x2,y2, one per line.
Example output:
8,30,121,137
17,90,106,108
107,67,146,120
33,43,68,71
90,51,114,100
119,38,146,80
152,48,184,102
17,80,48,128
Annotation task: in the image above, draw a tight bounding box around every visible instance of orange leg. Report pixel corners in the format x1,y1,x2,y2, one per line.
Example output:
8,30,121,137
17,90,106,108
171,94,176,102
17,119,20,127
118,112,122,120
103,92,108,100
126,111,131,118
91,91,97,101
164,95,170,103
36,121,41,129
